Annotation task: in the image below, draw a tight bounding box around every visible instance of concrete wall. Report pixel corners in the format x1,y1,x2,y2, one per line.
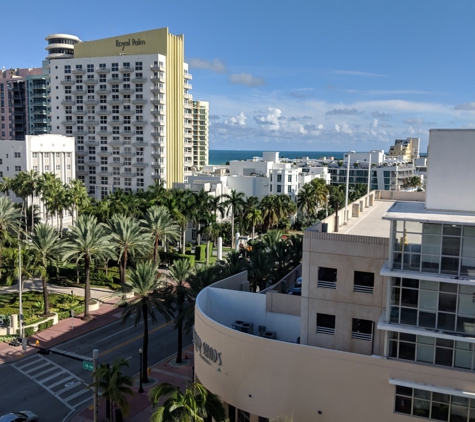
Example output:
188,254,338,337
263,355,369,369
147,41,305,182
426,129,475,213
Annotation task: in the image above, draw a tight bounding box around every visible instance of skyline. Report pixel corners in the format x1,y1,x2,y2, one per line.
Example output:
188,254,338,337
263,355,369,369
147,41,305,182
2,1,475,152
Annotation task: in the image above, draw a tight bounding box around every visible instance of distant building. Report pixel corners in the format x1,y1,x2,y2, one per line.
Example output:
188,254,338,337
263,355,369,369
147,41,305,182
0,134,75,225
191,100,209,168
388,137,420,161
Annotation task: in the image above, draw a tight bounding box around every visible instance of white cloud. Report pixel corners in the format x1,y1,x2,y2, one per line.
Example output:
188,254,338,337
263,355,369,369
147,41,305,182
224,112,247,126
454,102,475,111
371,119,378,128
188,58,226,73
229,73,265,87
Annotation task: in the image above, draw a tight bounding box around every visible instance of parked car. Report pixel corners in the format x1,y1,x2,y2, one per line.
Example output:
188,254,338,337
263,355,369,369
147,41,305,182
0,411,38,422
295,277,302,287
288,287,302,296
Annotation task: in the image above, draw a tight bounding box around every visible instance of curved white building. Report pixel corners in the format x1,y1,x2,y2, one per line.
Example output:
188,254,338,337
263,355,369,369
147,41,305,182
45,34,81,59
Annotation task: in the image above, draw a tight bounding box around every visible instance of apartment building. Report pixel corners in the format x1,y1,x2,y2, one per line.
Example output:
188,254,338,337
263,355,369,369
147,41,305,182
0,68,49,141
47,27,208,199
191,100,209,168
193,129,475,421
0,134,75,224
388,137,421,161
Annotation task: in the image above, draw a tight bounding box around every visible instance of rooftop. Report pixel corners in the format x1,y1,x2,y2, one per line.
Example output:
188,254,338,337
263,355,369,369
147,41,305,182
383,201,475,225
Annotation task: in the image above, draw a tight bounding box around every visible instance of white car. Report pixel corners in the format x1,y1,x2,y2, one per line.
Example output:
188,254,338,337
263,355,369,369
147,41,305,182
0,411,38,422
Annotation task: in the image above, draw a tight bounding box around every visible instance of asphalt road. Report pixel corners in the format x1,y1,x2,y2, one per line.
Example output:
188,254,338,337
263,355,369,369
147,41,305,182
0,314,192,421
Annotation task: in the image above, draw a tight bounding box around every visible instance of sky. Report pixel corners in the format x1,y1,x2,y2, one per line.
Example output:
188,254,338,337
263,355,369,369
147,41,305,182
2,0,475,153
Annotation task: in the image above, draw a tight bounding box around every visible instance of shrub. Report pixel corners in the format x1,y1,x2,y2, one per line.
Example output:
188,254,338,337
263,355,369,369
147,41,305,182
159,251,195,267
89,271,114,286
24,327,35,337
195,245,206,261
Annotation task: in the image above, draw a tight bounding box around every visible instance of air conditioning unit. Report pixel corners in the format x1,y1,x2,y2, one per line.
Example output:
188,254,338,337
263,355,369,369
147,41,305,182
232,320,254,334
263,331,277,340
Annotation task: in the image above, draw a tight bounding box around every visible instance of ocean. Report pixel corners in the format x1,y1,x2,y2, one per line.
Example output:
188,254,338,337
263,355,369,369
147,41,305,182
208,150,427,165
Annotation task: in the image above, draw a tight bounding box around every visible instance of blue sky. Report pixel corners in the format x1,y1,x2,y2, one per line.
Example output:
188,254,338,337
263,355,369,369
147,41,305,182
3,0,475,152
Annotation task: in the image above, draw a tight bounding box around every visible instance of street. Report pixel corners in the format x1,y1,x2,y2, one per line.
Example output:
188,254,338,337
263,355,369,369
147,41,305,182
0,313,192,421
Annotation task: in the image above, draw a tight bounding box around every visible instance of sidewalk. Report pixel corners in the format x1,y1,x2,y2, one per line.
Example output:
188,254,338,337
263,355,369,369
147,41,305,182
72,346,195,422
0,296,122,365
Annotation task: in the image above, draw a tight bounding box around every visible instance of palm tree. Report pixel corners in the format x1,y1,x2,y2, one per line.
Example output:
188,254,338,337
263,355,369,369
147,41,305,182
297,183,318,218
327,185,345,232
62,215,115,320
0,176,13,196
260,195,281,229
245,206,263,240
164,189,194,254
118,262,172,383
0,197,21,275
28,223,62,316
223,190,245,248
141,205,180,266
108,214,150,285
402,176,422,190
149,382,227,422
168,259,193,364
92,357,134,420
11,172,32,232
66,179,90,224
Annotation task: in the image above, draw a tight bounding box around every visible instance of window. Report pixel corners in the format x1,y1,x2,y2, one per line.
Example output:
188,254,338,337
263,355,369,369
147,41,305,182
64,65,71,74
277,174,282,182
394,384,475,421
14,152,21,158
316,313,335,335
318,267,337,289
135,62,142,70
352,318,373,341
112,63,118,72
287,185,292,193
101,177,108,185
15,165,21,171
354,271,374,293
288,175,292,182
56,165,61,171
87,64,94,73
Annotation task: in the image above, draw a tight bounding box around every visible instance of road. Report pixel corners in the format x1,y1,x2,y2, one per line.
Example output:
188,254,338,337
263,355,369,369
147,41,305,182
0,313,192,421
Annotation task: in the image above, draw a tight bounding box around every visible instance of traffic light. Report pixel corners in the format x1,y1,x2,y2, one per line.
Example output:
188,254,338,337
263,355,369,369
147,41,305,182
38,348,50,355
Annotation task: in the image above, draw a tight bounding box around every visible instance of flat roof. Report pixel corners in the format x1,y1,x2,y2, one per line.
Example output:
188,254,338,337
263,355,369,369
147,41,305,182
337,200,395,238
383,201,475,225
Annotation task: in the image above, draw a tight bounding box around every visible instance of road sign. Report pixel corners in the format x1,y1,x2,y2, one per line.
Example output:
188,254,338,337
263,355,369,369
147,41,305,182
83,361,94,371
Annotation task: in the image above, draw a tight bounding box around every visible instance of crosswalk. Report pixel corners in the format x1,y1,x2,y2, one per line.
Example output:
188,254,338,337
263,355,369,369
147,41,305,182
12,355,93,411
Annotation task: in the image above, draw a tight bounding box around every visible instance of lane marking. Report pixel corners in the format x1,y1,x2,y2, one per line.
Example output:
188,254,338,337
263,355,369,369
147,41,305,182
99,322,171,357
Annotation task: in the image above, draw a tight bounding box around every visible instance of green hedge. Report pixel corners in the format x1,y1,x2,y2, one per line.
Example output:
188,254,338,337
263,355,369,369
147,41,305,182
38,320,54,331
195,245,206,261
160,251,195,267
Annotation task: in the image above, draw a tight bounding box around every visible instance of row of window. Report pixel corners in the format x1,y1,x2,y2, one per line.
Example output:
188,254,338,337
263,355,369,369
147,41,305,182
269,184,294,193
317,267,375,293
316,314,373,340
65,62,144,73
395,385,475,421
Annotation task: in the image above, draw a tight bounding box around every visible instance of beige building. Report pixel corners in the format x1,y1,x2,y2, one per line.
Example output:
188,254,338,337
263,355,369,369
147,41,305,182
194,129,475,421
47,28,208,198
388,137,420,161
191,100,209,168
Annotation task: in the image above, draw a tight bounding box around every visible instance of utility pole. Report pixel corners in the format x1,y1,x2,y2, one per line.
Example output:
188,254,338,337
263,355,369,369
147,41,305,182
18,233,23,339
93,349,99,422
344,155,350,224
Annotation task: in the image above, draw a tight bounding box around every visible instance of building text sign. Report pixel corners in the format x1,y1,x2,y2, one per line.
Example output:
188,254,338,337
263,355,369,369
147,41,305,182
193,328,222,365
116,38,146,51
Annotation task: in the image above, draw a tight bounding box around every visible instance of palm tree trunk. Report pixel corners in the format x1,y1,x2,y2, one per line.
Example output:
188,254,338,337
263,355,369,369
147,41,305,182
121,249,128,285
231,211,235,248
176,319,183,364
31,194,35,233
196,222,201,246
142,305,149,383
153,236,159,267
83,255,91,320
182,230,186,255
42,276,50,315
252,225,255,240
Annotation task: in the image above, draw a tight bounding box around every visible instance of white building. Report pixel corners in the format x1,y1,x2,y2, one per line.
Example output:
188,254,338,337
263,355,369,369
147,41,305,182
193,129,475,421
0,134,75,224
48,28,208,199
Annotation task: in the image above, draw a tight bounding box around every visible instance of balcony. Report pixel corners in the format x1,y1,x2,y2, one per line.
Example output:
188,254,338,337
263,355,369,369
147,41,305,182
184,72,192,80
151,98,165,105
72,68,86,74
132,98,147,105
151,153,161,159
97,151,112,156
132,141,148,147
108,78,123,84
85,140,99,147
151,109,164,115
132,120,147,126
184,122,192,129
133,162,148,168
108,120,123,125
109,140,124,146
72,130,87,136
151,88,165,94
120,66,134,72
120,109,134,116
61,100,76,105
108,99,123,105
150,64,165,72
151,76,165,83
32,118,48,124
86,161,100,166
76,168,88,175
62,120,76,125
151,141,163,147
152,174,162,179
72,90,86,96
120,130,135,136
84,99,99,105
96,130,112,135
184,83,192,90
151,131,164,137
119,88,135,95
95,67,110,73
61,79,75,85
151,162,161,168
97,110,111,115
97,171,112,176
184,93,192,100
132,77,147,83
73,110,87,116
119,151,135,157
96,88,111,95
84,79,98,85
111,161,124,166
151,121,164,127
85,120,99,125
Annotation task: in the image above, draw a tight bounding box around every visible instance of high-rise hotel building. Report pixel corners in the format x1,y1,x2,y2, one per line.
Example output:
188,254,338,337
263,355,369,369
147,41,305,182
48,28,207,198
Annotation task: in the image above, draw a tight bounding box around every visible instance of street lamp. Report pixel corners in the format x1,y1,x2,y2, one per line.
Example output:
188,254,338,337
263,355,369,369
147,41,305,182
138,348,144,393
